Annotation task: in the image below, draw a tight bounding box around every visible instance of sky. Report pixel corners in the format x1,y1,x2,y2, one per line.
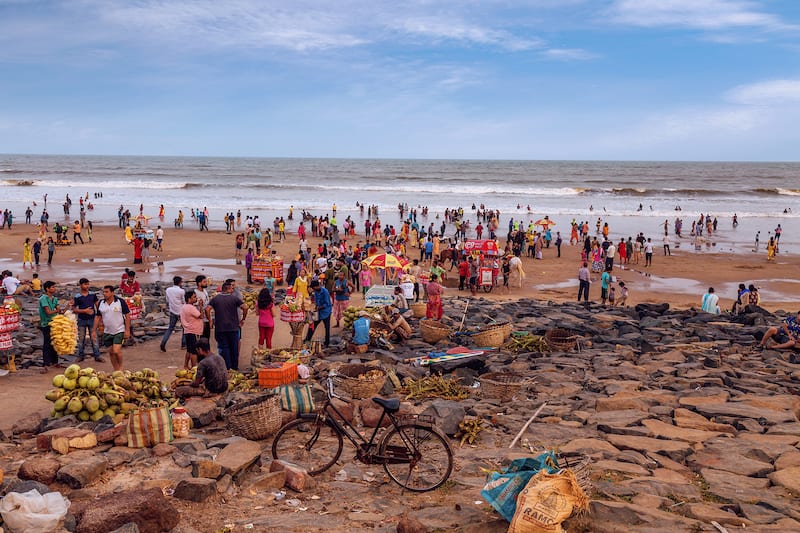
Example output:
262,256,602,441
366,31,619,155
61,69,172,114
1,0,800,161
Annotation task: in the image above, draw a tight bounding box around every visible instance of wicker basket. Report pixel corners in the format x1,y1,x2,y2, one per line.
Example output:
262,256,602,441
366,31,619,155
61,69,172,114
471,324,507,348
558,453,593,494
545,328,579,352
269,348,311,365
336,363,386,399
480,372,532,402
410,302,427,318
224,394,282,440
420,320,452,344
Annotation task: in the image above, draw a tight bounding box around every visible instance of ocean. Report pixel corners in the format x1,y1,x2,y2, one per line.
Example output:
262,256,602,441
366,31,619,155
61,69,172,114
1,154,797,253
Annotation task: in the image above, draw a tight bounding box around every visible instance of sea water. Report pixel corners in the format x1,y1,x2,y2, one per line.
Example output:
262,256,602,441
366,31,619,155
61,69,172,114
1,155,797,253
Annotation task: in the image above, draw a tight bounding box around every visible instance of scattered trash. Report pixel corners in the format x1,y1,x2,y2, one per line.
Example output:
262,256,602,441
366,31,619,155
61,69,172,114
335,470,348,481
286,499,302,507
272,490,286,501
362,472,376,482
0,489,70,533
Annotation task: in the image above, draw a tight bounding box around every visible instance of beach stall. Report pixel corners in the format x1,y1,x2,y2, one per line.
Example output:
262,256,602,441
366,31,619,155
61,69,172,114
464,239,500,292
251,254,284,285
0,297,21,374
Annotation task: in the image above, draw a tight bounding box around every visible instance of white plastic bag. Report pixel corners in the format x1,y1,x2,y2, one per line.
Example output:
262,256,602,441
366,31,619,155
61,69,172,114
0,490,70,533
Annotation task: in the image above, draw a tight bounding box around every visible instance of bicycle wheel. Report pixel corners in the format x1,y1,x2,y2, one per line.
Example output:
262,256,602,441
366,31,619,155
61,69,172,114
379,423,453,491
271,416,344,475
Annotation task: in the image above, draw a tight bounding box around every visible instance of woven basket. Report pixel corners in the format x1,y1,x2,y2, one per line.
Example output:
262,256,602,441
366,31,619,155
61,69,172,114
480,372,531,402
545,328,579,352
337,363,386,399
420,319,452,344
269,348,311,365
558,453,593,494
471,324,507,348
224,394,282,440
501,322,512,339
410,302,427,318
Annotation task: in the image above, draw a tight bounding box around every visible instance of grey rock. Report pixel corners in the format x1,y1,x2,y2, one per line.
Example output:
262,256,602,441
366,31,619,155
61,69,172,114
421,400,466,436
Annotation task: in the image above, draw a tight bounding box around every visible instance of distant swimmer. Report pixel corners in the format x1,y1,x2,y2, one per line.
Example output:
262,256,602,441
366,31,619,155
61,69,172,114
733,214,738,227
589,205,594,212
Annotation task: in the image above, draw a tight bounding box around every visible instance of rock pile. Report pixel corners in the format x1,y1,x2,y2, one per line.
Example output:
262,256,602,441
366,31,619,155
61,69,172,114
0,295,798,532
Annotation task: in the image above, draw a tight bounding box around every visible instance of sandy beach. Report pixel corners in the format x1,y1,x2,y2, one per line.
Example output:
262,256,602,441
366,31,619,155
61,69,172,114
0,218,797,432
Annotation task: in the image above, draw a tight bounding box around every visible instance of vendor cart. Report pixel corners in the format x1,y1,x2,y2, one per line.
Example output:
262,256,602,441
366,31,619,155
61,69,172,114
464,240,500,292
251,255,284,285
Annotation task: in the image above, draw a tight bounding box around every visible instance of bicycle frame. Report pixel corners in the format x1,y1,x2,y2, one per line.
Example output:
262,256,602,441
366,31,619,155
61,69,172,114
309,378,417,465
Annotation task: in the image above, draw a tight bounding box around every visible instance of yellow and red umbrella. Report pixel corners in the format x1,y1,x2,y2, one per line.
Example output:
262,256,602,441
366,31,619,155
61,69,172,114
362,253,409,270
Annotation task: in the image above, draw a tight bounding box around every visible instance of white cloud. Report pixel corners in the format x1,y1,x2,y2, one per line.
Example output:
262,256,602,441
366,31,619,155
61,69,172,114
389,17,542,50
540,48,597,60
607,0,789,31
726,79,800,105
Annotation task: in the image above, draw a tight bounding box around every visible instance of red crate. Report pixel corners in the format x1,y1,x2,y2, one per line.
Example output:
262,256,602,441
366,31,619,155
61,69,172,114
258,363,298,388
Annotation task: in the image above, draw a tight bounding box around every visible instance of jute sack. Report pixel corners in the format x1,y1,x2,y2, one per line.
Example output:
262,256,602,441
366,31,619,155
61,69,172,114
508,469,588,533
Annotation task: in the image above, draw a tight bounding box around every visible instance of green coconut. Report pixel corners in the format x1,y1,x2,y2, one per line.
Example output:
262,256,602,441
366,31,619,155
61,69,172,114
67,396,83,413
64,364,81,380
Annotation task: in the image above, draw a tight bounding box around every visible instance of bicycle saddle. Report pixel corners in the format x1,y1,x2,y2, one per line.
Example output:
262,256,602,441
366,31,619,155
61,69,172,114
372,397,400,412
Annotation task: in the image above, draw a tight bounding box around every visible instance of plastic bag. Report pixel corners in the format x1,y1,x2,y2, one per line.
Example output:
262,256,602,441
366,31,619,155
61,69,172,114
0,489,70,533
508,469,589,533
353,318,370,345
480,451,559,522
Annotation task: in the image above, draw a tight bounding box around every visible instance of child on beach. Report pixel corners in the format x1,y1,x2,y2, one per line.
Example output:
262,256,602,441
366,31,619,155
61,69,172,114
360,266,372,297
616,281,628,306
256,288,275,349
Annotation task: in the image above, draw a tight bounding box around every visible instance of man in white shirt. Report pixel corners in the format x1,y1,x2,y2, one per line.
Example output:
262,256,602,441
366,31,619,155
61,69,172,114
160,276,185,351
605,241,616,271
701,287,720,314
2,271,33,297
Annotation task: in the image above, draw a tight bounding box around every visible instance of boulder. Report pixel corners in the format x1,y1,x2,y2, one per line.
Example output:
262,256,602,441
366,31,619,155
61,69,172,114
173,478,217,502
421,400,466,436
700,468,770,502
605,434,693,461
11,412,43,436
214,439,262,478
56,456,109,488
183,397,219,427
72,488,179,533
768,466,800,494
270,460,315,492
17,455,61,484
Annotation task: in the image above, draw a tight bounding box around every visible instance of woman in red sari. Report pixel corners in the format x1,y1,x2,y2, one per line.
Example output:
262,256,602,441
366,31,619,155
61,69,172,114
425,274,444,320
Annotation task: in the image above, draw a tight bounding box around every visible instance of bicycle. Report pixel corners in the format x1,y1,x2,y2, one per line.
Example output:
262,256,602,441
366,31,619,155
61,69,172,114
271,372,453,492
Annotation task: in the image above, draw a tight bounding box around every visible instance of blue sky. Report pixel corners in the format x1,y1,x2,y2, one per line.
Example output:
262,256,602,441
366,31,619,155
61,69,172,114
1,0,800,160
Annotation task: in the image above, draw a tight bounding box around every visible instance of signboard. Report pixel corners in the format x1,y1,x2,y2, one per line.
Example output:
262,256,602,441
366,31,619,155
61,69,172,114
365,285,395,307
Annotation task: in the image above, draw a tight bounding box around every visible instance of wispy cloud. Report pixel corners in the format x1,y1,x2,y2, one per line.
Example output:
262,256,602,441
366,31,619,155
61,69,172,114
388,17,543,51
540,48,597,60
607,0,790,31
726,79,800,105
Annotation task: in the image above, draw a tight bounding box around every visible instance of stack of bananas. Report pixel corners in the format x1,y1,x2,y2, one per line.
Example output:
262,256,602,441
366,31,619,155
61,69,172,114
50,311,78,355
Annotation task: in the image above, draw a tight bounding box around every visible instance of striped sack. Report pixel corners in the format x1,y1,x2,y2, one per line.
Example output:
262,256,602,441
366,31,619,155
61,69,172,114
126,406,174,448
280,384,315,414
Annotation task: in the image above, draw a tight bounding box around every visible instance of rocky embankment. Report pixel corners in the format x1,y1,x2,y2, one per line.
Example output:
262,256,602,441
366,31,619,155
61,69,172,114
0,295,799,532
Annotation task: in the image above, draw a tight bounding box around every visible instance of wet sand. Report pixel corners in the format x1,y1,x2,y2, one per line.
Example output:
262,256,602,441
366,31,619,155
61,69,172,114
0,219,797,432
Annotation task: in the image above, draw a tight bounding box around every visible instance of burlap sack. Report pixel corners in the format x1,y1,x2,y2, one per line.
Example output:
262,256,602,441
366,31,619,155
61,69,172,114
508,469,588,533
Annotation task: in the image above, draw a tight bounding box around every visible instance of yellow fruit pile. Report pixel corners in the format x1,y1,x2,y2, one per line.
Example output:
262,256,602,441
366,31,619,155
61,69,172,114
45,364,175,423
242,291,258,310
50,312,78,355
